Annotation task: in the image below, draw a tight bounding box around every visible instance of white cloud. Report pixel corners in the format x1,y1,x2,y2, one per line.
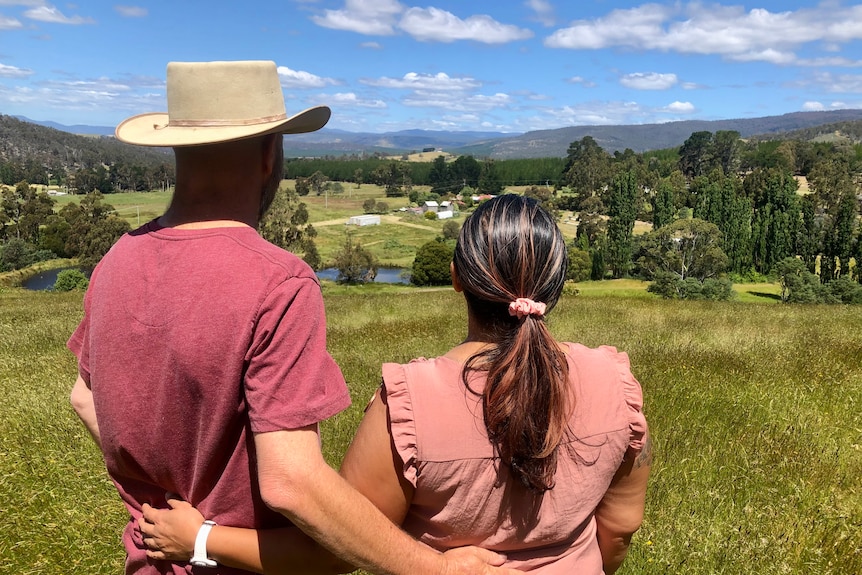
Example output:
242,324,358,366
403,91,511,112
808,71,862,93
24,5,94,24
311,0,403,35
311,1,531,44
362,72,481,92
328,92,387,108
0,75,162,114
526,0,555,27
567,76,596,88
802,101,825,111
276,66,338,89
0,14,22,28
544,3,862,65
399,7,532,43
665,101,695,113
0,62,33,77
541,100,644,127
114,5,147,18
360,41,382,49
620,72,678,90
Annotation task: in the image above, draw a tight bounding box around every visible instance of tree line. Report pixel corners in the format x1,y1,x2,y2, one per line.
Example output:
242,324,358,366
552,131,862,301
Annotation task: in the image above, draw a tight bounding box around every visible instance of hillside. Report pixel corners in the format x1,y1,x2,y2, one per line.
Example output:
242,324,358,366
457,109,862,159
0,115,172,173
6,109,862,170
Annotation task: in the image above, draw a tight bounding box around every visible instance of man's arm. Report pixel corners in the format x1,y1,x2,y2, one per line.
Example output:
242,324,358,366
255,425,512,575
70,375,101,448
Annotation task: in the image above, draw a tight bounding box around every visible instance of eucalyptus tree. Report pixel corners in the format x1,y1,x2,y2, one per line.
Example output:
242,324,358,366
561,136,612,208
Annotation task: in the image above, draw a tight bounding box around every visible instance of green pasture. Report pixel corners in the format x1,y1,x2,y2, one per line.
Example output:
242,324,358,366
1,283,859,574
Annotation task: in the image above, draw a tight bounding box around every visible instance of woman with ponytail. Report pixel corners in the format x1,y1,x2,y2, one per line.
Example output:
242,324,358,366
141,195,651,575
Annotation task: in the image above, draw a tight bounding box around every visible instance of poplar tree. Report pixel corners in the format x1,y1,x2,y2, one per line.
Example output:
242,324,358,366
606,170,638,278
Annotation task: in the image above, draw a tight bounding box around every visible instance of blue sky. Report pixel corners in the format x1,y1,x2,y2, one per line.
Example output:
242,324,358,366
2,0,862,134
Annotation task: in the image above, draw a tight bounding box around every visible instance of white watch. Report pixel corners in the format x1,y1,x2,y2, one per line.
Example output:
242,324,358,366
190,520,217,568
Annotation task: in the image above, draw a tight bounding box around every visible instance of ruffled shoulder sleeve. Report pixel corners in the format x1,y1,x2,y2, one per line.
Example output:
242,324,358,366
381,362,420,487
601,346,648,451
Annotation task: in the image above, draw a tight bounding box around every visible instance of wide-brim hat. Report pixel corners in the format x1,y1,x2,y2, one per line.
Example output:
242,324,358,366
115,60,330,147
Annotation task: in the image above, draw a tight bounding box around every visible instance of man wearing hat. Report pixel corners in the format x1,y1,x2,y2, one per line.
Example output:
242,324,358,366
68,61,508,575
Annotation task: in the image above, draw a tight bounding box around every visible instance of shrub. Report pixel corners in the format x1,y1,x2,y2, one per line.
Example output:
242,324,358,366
561,280,580,296
647,271,733,301
53,269,89,291
441,220,460,241
412,240,454,286
362,198,377,214
566,247,591,282
424,211,438,220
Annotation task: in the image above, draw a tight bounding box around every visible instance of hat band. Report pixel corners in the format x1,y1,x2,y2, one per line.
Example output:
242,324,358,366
154,113,289,130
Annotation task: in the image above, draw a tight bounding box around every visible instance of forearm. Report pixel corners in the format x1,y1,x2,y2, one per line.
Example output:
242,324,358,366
262,461,443,575
70,376,101,448
207,526,353,575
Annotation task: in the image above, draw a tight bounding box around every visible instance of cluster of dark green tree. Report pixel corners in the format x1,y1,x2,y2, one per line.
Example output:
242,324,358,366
0,183,130,271
553,131,862,301
286,155,565,197
0,160,176,194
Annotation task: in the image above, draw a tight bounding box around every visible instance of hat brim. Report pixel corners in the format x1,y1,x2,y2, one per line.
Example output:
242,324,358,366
115,105,331,147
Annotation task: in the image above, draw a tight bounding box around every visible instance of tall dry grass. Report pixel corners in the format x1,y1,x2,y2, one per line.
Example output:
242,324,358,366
1,285,860,573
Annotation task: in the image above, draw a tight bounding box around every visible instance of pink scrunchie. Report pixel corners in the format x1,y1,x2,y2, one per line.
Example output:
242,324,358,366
508,298,546,319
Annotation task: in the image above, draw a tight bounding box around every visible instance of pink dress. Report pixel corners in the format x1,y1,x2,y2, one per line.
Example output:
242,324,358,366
382,343,647,574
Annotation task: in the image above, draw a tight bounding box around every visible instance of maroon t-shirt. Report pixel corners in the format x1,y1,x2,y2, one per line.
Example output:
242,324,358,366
68,220,351,574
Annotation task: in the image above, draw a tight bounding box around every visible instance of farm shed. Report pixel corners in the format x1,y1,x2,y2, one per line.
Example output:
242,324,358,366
347,215,381,226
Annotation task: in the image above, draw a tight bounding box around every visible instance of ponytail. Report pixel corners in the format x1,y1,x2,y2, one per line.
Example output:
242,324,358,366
455,194,571,492
463,314,570,491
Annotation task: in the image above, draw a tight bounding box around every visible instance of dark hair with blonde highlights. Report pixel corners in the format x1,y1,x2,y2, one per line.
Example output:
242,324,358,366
454,194,570,491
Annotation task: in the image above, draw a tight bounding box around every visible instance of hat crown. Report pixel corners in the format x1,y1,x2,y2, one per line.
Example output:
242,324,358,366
167,61,286,125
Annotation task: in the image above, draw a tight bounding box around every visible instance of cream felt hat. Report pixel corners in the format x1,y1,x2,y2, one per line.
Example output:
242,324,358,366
115,60,330,147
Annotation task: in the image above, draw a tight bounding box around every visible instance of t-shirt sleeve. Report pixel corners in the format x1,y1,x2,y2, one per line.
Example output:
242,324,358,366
381,362,420,488
608,348,648,451
244,277,350,434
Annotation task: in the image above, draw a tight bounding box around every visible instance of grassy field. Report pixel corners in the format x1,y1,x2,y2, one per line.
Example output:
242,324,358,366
1,283,860,574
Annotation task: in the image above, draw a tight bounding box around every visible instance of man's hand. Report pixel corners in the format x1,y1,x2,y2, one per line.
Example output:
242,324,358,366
139,496,203,561
441,546,520,575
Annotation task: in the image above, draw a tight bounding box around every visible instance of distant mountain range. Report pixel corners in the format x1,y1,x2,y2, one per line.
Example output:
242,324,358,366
11,109,862,164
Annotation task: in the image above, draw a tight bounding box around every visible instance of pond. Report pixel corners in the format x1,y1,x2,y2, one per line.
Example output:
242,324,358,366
21,267,92,291
316,267,410,284
22,266,410,290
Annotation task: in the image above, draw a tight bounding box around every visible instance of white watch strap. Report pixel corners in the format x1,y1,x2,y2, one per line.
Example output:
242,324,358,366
190,520,217,567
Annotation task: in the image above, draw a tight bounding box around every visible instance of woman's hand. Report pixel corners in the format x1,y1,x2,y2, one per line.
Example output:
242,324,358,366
139,496,204,561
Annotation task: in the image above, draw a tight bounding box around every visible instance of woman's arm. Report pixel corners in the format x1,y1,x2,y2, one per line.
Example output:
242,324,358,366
140,490,353,574
140,388,413,573
338,388,414,525
594,432,652,575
